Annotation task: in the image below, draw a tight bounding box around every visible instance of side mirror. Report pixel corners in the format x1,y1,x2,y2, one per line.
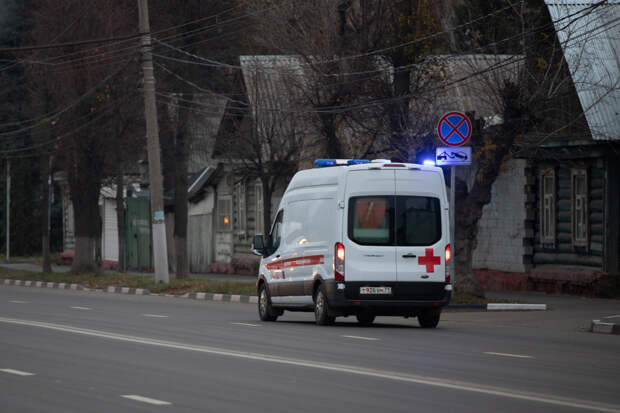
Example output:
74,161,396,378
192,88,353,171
252,234,266,256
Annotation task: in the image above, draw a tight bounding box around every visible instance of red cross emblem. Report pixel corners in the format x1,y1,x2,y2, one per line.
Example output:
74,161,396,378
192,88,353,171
418,248,441,272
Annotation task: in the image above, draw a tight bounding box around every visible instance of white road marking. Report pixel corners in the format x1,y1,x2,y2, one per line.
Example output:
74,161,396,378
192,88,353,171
8,300,28,304
604,315,620,319
341,335,379,341
231,322,261,327
0,316,618,413
142,314,169,318
0,368,35,376
70,306,92,311
484,352,534,359
121,395,171,406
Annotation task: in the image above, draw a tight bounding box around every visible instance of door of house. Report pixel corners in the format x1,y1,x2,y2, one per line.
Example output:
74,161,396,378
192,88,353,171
126,197,152,271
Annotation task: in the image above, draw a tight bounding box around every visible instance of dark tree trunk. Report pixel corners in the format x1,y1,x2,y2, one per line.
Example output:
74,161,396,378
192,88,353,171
318,112,344,158
453,85,524,296
174,95,191,279
40,155,52,273
389,51,411,143
454,177,485,297
116,170,126,272
261,177,273,236
70,180,102,274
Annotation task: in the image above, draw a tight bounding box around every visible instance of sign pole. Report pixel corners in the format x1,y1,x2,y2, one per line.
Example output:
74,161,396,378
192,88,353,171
435,111,473,290
450,165,455,286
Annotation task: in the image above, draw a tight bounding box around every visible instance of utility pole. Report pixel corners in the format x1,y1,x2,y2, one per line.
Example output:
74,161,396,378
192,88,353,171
5,159,9,262
137,0,169,283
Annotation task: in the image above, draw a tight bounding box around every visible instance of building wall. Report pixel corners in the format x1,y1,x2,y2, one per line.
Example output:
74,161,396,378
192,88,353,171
472,159,529,273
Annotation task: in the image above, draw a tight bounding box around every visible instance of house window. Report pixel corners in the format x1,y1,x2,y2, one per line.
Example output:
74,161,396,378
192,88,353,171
235,181,246,234
540,169,555,245
217,197,232,231
255,181,264,234
572,169,588,246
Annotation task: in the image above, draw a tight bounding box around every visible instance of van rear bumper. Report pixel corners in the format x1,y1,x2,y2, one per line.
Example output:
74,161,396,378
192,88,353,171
325,280,451,315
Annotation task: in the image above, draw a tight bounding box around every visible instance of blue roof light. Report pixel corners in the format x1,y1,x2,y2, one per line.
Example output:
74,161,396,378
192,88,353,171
314,159,337,167
423,159,436,166
315,159,371,167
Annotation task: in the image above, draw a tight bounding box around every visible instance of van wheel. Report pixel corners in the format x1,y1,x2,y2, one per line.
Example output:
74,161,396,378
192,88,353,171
418,308,441,328
314,285,335,326
356,313,376,326
258,284,278,322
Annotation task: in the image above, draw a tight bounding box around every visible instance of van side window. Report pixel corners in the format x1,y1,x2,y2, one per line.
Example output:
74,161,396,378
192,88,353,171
395,196,441,246
348,197,394,245
270,210,284,253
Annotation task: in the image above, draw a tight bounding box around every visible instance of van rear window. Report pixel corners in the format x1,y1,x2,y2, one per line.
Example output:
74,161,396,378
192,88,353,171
348,196,441,246
348,197,394,245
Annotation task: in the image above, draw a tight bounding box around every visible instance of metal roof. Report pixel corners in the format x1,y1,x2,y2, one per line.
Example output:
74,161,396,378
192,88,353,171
545,0,620,141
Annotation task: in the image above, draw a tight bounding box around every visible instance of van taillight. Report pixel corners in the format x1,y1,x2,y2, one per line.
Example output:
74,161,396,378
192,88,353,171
334,242,345,281
445,244,451,284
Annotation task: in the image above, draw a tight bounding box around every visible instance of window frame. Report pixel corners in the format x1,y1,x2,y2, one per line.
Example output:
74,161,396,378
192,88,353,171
540,168,556,246
216,196,233,232
571,168,588,247
269,209,284,255
235,181,246,235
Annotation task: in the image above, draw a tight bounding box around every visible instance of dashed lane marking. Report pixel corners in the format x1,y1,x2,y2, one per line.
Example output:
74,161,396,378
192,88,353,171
484,352,534,359
0,368,35,376
121,395,171,406
142,314,169,318
231,322,261,327
341,335,380,341
0,317,618,413
70,306,92,311
8,300,29,304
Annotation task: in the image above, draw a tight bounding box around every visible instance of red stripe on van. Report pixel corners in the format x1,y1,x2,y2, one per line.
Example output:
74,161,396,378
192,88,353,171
266,255,325,270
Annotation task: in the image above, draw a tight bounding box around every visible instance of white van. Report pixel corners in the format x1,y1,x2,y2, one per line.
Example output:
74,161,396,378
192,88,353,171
252,159,452,327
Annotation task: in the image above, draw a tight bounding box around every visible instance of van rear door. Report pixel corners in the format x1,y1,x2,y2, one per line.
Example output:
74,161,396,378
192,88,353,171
344,170,396,282
394,170,445,282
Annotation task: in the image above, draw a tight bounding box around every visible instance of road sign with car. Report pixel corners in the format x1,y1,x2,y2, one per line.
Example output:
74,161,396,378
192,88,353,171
435,146,471,166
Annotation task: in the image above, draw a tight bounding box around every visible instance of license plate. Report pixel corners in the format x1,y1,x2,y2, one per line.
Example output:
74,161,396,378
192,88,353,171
360,286,392,295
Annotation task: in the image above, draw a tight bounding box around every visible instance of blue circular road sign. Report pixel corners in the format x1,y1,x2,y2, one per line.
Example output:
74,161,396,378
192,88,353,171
437,112,472,147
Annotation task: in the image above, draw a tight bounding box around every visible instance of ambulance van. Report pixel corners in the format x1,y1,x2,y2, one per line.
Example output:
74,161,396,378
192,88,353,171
251,159,452,327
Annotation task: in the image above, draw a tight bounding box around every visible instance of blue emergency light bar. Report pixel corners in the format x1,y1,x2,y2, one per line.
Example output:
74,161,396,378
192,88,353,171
314,159,371,167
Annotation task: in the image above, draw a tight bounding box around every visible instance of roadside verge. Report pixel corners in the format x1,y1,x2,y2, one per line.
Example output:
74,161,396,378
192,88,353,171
2,278,544,310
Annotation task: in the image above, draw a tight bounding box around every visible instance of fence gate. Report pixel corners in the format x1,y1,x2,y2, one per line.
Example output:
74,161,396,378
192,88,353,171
126,197,152,271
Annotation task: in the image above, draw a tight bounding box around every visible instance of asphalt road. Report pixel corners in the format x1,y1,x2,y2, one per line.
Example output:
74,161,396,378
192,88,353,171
1,286,619,413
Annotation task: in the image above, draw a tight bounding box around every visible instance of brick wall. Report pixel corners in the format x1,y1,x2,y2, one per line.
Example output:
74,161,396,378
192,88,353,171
472,159,528,273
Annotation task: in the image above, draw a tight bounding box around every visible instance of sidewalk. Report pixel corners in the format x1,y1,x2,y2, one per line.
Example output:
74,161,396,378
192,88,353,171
486,290,620,334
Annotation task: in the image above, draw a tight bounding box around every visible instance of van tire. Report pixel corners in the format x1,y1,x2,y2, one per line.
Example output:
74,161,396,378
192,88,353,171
258,283,279,322
356,313,376,326
418,308,441,328
314,285,335,326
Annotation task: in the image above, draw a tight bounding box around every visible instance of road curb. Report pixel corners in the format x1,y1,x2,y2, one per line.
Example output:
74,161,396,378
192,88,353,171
182,292,258,304
448,303,546,311
591,319,620,335
3,278,88,291
3,278,544,310
104,286,150,295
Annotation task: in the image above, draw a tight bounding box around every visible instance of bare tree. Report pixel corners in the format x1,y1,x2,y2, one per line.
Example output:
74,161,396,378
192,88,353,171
24,0,141,273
